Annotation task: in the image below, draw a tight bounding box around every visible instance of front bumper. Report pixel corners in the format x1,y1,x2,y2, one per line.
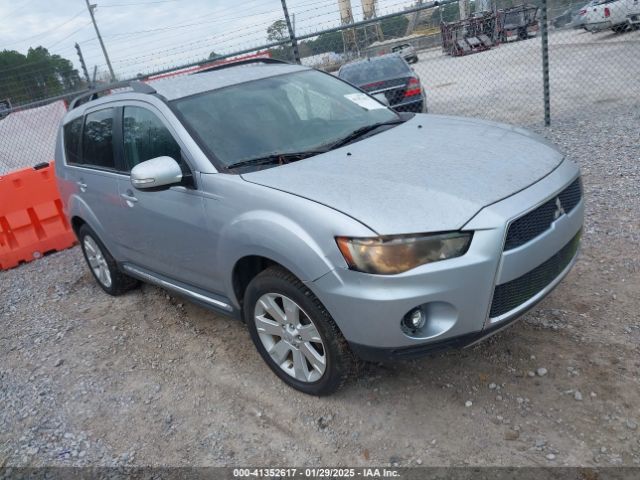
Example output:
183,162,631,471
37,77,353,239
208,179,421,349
311,158,583,360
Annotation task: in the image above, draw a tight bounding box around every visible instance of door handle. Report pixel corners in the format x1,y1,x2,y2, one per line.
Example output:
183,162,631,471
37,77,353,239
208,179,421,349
120,193,138,206
77,181,87,192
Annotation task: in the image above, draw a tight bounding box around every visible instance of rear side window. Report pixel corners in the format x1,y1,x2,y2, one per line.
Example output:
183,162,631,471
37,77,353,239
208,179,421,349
82,108,115,169
63,117,83,164
122,106,181,172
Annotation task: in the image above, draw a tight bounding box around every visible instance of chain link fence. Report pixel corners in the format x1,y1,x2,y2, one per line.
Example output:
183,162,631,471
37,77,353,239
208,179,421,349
1,0,638,175
298,0,639,125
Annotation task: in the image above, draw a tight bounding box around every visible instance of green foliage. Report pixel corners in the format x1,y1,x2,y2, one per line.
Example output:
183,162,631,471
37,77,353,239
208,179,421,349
301,31,344,56
380,15,409,38
0,47,82,106
267,19,289,43
440,3,461,22
298,15,410,57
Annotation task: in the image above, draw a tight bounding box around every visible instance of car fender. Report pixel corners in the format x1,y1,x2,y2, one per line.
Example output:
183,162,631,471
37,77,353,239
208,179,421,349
66,194,120,256
217,209,339,307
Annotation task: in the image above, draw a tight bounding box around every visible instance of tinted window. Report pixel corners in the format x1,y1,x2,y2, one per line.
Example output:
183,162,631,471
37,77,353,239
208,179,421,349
63,117,83,164
339,57,410,86
82,109,115,169
123,107,181,172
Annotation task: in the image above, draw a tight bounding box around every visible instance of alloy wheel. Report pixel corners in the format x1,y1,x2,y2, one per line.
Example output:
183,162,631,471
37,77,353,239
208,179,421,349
254,293,326,383
83,235,112,288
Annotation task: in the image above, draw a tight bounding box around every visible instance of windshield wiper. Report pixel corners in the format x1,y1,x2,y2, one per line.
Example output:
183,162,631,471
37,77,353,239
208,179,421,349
226,150,326,170
327,119,405,150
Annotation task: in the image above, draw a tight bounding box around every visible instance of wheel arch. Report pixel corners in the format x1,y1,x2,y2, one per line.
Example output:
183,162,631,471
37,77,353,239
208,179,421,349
219,211,340,310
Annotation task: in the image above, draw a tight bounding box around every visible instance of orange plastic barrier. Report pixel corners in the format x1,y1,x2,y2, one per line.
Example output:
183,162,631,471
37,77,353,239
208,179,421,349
0,162,76,270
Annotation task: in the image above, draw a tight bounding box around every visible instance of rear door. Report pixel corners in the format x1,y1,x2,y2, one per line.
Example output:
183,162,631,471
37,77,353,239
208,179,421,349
63,107,125,251
113,103,220,292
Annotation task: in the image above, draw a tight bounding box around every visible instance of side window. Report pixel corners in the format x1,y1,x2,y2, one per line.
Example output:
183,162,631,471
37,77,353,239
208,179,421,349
63,117,83,165
122,106,181,172
82,108,115,169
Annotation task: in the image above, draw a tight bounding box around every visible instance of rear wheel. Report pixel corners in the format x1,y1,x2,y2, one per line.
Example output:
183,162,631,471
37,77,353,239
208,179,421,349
244,266,354,396
78,225,139,296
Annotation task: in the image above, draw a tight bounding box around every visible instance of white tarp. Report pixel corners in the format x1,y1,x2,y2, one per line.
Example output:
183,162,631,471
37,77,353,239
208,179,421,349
0,100,67,175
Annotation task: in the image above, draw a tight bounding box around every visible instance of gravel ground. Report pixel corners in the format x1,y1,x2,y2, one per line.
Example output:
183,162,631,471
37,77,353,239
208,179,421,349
1,102,639,468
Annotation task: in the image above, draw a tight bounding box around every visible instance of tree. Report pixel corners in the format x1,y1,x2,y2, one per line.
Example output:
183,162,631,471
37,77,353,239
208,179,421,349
267,19,289,43
0,47,82,106
266,20,293,61
380,15,410,38
208,51,222,60
302,31,344,56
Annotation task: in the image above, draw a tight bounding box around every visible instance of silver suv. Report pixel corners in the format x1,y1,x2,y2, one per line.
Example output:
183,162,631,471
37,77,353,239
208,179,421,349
55,59,583,396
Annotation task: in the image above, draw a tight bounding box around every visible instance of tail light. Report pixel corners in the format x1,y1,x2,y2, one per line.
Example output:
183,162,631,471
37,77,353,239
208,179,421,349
604,7,610,17
404,78,421,98
579,9,586,15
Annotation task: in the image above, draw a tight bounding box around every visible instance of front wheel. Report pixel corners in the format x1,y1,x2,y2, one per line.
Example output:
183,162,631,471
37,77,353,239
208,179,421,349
244,266,354,396
78,225,139,296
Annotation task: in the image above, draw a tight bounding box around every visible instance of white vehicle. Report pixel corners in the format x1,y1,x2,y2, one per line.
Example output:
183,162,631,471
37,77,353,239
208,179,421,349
585,0,633,32
391,44,418,64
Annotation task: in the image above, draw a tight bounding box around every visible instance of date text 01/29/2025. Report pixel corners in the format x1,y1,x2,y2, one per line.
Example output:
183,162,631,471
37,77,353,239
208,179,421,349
232,468,401,477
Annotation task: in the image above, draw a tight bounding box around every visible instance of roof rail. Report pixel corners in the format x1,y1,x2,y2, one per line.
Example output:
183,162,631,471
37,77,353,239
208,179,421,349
194,57,291,75
69,80,156,110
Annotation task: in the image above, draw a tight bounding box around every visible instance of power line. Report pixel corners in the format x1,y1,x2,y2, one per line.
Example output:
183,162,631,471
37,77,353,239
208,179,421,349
98,0,182,7
0,0,36,21
1,9,87,48
71,0,336,60
47,21,95,50
94,0,339,59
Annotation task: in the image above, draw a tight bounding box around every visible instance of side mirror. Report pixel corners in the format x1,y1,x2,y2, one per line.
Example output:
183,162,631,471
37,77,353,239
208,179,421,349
373,93,390,106
131,156,182,189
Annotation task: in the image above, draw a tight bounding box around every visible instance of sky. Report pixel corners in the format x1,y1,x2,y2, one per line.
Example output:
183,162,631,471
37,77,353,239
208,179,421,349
0,0,415,80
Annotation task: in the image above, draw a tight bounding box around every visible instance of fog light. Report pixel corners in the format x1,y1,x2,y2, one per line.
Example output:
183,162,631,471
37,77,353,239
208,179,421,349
403,308,426,331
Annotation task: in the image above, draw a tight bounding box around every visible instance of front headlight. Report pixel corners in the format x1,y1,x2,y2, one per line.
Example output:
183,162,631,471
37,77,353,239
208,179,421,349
335,232,473,275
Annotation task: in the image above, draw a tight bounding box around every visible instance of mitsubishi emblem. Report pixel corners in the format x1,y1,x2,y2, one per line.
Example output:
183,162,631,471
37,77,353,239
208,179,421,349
553,197,566,220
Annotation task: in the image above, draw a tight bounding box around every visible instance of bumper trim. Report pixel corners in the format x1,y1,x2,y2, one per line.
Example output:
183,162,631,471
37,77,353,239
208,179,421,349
349,244,579,363
349,313,523,362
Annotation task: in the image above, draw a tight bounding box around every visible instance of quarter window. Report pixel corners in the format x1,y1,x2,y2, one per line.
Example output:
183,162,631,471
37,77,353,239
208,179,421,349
82,109,115,169
63,117,83,165
123,107,181,172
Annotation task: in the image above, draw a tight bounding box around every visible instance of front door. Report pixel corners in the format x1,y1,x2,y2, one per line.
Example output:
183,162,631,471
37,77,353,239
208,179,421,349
113,105,219,293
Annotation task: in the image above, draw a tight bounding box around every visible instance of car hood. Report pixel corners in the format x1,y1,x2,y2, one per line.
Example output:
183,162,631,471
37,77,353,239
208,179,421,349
242,114,564,235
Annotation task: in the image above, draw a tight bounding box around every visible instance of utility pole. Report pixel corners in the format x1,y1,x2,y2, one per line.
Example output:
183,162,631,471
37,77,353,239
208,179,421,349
84,0,116,81
74,43,91,83
279,0,300,64
540,0,551,125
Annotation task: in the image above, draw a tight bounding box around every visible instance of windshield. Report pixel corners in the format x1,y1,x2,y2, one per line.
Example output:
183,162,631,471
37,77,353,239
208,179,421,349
172,70,398,169
338,57,411,85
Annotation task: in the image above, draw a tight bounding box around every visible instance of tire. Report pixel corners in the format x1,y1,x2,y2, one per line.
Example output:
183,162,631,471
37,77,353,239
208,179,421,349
78,224,139,296
244,266,355,396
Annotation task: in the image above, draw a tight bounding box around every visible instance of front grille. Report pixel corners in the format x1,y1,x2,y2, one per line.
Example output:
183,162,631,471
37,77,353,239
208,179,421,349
489,230,581,318
504,177,582,251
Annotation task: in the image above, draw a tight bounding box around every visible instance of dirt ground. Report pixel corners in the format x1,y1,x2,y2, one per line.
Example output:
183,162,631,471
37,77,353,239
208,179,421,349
1,86,639,470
